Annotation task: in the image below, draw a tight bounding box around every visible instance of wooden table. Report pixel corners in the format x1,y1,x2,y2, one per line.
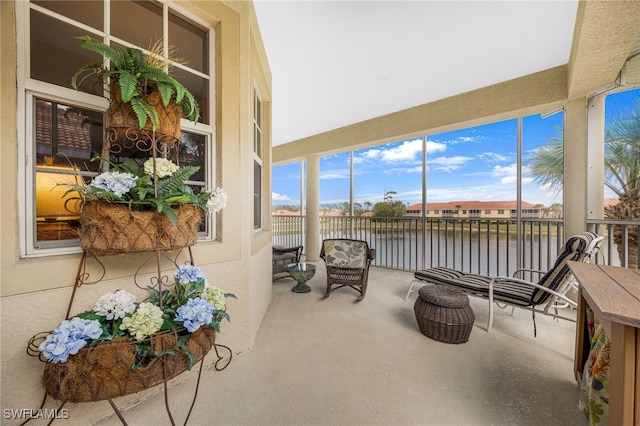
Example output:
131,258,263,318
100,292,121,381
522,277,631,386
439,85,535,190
569,261,640,426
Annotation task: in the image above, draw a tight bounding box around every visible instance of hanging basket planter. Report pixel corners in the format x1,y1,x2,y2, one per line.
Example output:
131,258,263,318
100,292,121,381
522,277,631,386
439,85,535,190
105,83,183,145
80,201,202,253
41,326,216,403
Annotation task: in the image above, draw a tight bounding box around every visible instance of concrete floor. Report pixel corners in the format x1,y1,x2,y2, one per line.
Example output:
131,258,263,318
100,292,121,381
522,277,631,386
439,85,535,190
98,264,588,426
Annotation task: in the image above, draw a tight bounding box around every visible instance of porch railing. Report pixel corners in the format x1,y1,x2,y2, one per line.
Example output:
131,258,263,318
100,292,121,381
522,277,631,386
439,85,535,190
273,215,639,274
587,219,639,268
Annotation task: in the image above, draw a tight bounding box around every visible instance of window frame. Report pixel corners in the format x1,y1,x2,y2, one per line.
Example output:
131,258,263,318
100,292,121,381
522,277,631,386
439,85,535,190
253,86,263,231
17,0,216,257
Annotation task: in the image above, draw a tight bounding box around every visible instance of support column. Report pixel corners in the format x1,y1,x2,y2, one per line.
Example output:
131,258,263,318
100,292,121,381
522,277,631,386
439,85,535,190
564,97,589,237
305,154,320,261
587,95,606,222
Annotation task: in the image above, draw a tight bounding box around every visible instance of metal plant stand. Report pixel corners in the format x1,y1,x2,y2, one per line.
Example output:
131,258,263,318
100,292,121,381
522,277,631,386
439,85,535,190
24,128,232,425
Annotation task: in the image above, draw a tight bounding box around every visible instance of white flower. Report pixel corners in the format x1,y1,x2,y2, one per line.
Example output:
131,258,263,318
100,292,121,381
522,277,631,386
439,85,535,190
206,187,227,213
120,302,164,341
201,285,226,310
143,158,179,178
93,290,137,320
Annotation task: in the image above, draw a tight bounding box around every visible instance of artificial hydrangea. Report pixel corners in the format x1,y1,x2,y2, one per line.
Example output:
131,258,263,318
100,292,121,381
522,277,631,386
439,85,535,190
175,298,214,333
206,187,228,213
90,171,137,198
201,285,226,310
143,157,179,179
38,264,236,365
93,289,137,320
175,264,206,284
38,317,103,363
120,302,163,341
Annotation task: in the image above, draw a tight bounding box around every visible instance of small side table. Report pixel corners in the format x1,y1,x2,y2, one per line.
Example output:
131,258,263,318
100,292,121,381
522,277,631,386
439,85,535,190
414,285,475,344
285,263,316,293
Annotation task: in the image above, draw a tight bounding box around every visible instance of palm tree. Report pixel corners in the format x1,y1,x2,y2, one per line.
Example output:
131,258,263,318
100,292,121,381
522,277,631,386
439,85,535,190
529,95,640,268
548,203,564,219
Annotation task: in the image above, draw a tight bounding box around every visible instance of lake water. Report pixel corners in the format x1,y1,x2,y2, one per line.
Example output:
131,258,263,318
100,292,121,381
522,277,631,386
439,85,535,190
276,228,563,277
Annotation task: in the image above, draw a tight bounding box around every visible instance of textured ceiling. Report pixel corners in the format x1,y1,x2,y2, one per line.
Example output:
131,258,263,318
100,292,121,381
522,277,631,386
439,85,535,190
254,0,579,146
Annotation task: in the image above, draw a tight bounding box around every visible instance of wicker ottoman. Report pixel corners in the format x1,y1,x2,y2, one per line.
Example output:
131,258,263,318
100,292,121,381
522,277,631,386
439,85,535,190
414,285,475,344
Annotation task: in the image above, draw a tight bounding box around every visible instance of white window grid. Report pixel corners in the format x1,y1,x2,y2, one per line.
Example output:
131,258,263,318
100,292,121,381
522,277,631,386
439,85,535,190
17,0,217,257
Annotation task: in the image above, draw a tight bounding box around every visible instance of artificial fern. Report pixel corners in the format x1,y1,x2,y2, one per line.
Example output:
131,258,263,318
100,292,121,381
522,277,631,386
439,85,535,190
159,203,179,225
157,166,199,198
71,35,201,128
118,71,137,102
76,35,120,65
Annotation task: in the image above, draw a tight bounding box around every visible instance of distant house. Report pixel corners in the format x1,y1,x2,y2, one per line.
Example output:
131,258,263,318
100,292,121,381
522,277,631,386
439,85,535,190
320,209,344,217
405,200,540,219
604,198,620,208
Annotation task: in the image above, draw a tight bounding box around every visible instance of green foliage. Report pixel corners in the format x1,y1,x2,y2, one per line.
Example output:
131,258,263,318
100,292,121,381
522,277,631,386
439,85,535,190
372,200,406,217
156,166,199,199
529,96,640,199
63,156,215,226
71,35,200,130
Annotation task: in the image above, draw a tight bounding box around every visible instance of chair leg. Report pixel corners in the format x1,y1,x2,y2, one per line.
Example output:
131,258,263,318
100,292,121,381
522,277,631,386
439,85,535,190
487,293,494,332
358,282,367,301
405,279,422,301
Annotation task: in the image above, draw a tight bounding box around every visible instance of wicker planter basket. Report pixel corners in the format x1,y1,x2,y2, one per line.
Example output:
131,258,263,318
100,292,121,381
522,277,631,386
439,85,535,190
106,83,183,144
80,202,202,253
42,326,215,403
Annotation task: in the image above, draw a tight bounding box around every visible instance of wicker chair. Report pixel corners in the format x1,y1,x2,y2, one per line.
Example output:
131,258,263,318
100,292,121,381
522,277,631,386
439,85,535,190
272,245,303,278
320,239,375,301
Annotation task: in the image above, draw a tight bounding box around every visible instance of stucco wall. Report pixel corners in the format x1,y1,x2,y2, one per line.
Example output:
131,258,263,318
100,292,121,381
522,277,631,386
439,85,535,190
0,1,273,423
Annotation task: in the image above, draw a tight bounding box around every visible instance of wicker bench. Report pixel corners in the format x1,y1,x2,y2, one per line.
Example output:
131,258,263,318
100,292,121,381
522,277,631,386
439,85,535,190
414,285,475,344
272,245,303,278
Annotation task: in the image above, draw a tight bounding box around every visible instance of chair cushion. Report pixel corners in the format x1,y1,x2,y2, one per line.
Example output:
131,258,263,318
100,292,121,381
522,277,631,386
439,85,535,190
323,240,369,268
532,232,593,304
273,252,297,266
414,267,533,306
415,268,464,285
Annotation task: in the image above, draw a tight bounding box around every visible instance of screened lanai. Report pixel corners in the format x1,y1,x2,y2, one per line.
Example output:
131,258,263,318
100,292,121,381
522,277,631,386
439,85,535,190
265,2,640,269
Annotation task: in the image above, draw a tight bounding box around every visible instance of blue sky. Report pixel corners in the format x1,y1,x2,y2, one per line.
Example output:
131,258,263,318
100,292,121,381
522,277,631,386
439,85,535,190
273,88,639,209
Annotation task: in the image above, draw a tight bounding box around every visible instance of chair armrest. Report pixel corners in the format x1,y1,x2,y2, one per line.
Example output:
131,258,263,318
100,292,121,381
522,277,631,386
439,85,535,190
368,248,376,261
512,268,546,279
490,276,578,309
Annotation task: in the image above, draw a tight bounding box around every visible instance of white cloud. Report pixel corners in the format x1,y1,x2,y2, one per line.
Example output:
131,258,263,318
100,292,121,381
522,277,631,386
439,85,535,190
356,138,447,166
272,192,290,202
492,163,534,184
320,169,350,180
492,163,516,183
428,155,473,172
384,165,423,175
432,135,485,145
426,141,447,154
364,139,422,163
478,152,509,163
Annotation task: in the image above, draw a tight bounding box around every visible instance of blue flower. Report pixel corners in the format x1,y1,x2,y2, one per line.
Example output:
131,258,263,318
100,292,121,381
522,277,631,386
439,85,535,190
174,264,206,284
38,317,103,363
175,298,214,333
